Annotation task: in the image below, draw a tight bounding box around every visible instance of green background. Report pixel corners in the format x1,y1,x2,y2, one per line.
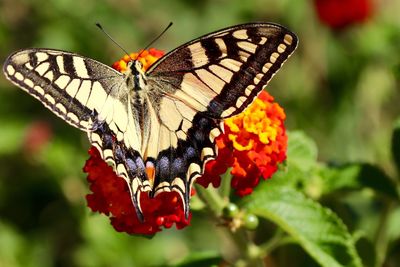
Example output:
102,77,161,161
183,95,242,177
0,0,399,266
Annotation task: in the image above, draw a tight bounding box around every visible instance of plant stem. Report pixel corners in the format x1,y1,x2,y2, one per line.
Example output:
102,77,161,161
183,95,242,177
195,184,226,217
259,231,294,256
220,168,232,200
195,184,265,266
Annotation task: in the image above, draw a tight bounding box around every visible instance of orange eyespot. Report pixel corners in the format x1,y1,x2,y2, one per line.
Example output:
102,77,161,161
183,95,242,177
145,162,156,185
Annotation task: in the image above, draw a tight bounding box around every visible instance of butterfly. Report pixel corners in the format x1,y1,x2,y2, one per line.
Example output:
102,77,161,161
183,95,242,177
3,23,298,221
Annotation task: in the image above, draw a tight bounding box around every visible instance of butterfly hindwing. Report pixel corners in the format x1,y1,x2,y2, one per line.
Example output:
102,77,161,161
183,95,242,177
88,122,148,221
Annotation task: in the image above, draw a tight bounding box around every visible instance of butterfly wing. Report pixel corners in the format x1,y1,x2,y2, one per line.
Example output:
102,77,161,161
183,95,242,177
3,49,147,218
147,22,298,118
3,49,127,130
145,23,298,214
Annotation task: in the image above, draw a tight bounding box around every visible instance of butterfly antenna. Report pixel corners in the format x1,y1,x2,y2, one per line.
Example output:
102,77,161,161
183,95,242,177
95,23,132,59
137,22,173,58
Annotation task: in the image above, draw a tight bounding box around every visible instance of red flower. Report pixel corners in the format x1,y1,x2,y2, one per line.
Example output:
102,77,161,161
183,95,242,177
197,91,287,197
314,0,373,29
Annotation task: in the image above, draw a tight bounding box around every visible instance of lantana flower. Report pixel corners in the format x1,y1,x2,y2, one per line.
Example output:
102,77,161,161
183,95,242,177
313,0,373,29
84,48,287,235
197,90,287,196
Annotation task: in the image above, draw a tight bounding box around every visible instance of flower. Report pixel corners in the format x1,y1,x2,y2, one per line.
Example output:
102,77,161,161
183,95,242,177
313,0,373,29
197,91,287,197
85,48,190,235
111,48,164,72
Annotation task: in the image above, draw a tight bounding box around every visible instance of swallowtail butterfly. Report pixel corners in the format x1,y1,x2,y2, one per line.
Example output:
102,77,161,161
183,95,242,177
3,23,298,221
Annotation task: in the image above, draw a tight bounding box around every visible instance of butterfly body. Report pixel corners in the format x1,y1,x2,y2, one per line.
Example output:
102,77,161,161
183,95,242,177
3,23,298,221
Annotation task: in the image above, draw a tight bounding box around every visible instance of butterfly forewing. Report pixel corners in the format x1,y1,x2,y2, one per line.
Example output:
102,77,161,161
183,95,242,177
148,23,298,118
3,49,128,131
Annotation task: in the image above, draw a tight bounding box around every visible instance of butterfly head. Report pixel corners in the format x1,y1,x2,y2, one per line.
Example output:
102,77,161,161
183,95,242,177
125,60,147,91
131,60,143,71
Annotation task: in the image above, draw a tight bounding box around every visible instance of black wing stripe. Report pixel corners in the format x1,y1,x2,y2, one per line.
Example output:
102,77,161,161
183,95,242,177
28,52,38,68
63,54,77,76
200,38,223,62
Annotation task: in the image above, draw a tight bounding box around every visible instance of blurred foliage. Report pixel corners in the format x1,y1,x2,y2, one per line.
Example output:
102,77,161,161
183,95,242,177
0,0,400,266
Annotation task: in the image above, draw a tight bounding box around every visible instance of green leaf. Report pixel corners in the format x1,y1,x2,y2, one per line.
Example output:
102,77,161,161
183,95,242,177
391,118,400,175
42,137,87,178
268,131,320,190
320,163,399,200
287,131,318,172
241,185,362,267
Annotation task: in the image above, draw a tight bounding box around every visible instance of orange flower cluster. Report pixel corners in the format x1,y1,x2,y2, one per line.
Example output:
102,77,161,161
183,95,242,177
111,48,164,72
197,91,287,196
84,48,287,235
